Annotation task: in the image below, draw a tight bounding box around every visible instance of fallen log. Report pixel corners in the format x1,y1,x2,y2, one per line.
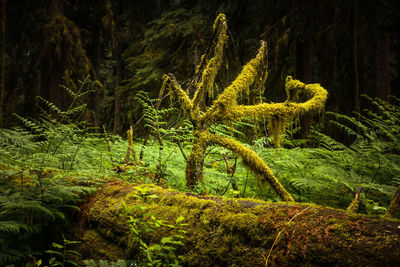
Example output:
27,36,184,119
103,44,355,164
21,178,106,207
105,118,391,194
79,180,400,266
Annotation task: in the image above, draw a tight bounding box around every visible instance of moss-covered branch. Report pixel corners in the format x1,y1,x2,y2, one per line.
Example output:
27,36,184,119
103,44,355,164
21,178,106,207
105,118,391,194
206,131,294,201
231,76,328,120
80,181,400,266
201,41,267,125
192,14,228,114
162,13,327,200
163,74,193,113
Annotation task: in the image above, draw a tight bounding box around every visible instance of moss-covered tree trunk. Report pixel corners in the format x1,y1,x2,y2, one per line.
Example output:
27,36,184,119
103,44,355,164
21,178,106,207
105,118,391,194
41,0,66,109
78,181,400,266
185,131,208,187
41,0,99,111
164,14,327,201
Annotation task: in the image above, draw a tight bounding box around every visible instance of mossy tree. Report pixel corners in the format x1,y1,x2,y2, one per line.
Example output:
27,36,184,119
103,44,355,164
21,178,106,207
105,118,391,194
41,0,100,115
164,14,328,201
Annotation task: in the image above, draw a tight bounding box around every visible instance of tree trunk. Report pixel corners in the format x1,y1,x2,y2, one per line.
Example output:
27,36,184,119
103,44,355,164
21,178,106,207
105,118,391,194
78,180,400,266
40,0,67,110
353,0,360,114
296,35,313,139
0,0,5,127
374,4,391,101
185,132,208,187
88,3,102,131
331,5,340,112
113,47,122,134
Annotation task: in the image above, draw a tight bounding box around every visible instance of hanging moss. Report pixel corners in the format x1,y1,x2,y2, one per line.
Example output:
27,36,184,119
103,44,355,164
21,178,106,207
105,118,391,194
43,11,101,92
79,181,400,266
192,13,228,114
163,13,328,201
101,0,116,48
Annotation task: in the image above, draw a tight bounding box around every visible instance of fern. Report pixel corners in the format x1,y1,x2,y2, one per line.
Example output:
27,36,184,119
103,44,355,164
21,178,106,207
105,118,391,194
302,96,400,212
0,80,115,266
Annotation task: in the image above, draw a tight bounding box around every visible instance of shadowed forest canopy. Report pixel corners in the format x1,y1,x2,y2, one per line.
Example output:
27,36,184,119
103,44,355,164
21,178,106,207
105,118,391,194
0,0,399,130
0,0,400,266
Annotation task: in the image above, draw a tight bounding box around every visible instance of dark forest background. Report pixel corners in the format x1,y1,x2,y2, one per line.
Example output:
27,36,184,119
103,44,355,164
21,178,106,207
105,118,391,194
0,0,399,134
1,1,400,265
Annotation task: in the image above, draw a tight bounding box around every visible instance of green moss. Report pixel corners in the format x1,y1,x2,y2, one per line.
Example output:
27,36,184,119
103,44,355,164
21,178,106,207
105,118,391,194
81,230,126,261
80,181,400,266
162,14,329,202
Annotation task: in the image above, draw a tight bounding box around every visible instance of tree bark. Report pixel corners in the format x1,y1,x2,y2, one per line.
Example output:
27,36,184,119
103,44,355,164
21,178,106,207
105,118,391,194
113,47,122,134
79,180,400,266
353,0,360,114
374,3,391,101
0,0,5,127
185,133,208,187
88,2,102,131
296,21,313,139
40,0,68,110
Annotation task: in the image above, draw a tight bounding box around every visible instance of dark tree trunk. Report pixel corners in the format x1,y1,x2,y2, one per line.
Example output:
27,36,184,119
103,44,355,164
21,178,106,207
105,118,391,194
353,0,360,114
88,4,102,131
113,47,122,134
0,0,5,127
296,33,313,139
374,4,391,101
331,5,340,112
40,0,67,110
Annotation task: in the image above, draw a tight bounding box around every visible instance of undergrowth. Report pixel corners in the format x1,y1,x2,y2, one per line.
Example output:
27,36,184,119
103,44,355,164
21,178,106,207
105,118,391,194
135,94,400,216
1,82,399,266
0,78,125,266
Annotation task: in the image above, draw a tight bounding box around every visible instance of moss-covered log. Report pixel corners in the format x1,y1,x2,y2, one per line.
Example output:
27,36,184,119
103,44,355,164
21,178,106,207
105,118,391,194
79,180,400,266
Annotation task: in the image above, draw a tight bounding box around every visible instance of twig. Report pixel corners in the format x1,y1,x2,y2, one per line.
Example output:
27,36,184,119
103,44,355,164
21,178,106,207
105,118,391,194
220,153,238,196
125,125,136,163
241,170,250,197
264,207,311,266
176,141,187,161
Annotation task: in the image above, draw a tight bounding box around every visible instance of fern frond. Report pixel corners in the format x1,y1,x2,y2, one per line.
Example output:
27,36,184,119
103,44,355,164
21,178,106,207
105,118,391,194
35,96,63,115
0,221,34,234
0,249,25,266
